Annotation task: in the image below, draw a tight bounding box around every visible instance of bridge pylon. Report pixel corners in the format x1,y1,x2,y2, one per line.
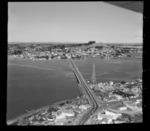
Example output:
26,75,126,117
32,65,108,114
91,63,96,84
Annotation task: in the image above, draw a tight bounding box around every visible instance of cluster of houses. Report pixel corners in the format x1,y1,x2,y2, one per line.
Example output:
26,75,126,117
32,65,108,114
8,44,142,60
15,98,91,125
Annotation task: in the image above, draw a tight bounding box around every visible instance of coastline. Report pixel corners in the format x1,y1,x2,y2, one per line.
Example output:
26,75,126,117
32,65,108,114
7,57,142,125
7,96,81,125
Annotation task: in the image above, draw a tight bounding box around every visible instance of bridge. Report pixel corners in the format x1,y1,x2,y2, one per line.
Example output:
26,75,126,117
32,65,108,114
69,58,99,125
7,59,103,125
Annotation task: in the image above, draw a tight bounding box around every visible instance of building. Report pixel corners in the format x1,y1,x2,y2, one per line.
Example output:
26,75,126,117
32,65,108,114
97,110,121,123
105,110,121,119
131,87,140,93
56,109,75,120
109,81,114,86
119,106,127,111
79,104,91,110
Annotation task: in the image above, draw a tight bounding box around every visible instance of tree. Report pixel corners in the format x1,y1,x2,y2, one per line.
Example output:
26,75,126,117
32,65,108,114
88,41,96,45
13,50,22,55
95,46,103,49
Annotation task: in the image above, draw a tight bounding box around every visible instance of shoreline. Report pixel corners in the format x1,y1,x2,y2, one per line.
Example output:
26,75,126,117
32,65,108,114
7,96,81,125
7,76,142,125
8,56,142,62
7,57,142,125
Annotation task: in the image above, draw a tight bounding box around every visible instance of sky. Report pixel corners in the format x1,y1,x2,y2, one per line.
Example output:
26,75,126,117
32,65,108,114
8,2,143,43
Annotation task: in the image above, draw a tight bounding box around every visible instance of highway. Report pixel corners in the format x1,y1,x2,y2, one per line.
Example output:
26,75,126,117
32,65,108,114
69,58,99,125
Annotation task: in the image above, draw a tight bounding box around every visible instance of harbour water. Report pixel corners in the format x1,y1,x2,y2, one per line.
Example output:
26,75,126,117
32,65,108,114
7,57,142,120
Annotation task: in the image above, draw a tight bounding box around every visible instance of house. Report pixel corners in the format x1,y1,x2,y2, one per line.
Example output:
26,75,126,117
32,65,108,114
119,106,127,111
97,110,121,123
56,109,75,120
105,110,121,119
79,104,91,110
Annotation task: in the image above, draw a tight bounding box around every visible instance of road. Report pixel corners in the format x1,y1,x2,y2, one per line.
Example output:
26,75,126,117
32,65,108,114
69,58,100,125
7,58,105,125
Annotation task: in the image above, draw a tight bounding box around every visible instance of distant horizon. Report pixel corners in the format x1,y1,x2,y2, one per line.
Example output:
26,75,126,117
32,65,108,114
8,41,143,45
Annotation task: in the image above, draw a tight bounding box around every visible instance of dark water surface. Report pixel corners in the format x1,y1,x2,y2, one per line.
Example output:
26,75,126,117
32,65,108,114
7,58,142,120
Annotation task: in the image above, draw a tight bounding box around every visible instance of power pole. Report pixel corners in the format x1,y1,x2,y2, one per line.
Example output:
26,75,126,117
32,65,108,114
91,63,96,84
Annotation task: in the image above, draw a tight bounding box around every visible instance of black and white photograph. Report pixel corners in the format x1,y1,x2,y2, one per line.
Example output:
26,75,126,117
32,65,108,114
7,1,143,125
